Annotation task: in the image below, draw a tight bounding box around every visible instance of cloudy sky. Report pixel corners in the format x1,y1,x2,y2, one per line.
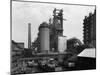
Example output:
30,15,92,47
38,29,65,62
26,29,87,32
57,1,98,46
12,1,95,48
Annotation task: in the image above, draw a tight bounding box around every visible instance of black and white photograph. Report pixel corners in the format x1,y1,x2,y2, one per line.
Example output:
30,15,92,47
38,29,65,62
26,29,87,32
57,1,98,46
11,0,96,75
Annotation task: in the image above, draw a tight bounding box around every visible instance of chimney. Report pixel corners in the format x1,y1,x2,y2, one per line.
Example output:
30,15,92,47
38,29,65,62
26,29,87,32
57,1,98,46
28,23,31,49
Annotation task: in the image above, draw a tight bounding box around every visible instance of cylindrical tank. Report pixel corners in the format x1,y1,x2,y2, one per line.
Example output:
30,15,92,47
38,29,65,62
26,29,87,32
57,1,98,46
39,22,50,53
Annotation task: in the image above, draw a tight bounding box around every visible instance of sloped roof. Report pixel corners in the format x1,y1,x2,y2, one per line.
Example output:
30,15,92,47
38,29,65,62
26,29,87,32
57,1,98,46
78,48,96,58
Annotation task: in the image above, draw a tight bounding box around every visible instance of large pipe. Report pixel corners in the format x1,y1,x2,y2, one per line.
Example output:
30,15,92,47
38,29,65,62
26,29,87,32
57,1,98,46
39,22,50,53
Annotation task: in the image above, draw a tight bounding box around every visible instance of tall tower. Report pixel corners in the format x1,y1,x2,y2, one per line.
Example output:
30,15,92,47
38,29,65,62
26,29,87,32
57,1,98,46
50,8,64,52
53,8,63,36
28,23,31,49
83,9,96,48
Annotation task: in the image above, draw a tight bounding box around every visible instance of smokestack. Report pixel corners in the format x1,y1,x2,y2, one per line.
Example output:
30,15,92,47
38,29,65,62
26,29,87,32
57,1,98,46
28,23,31,49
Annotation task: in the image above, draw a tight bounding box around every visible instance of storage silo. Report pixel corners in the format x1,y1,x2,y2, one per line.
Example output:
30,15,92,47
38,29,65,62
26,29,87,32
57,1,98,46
39,22,50,53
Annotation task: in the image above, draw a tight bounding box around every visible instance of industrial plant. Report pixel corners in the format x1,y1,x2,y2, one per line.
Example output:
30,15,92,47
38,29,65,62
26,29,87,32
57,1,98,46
11,2,96,75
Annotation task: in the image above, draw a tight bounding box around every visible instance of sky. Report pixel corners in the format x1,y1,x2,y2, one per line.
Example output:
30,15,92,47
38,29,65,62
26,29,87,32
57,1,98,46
12,1,95,48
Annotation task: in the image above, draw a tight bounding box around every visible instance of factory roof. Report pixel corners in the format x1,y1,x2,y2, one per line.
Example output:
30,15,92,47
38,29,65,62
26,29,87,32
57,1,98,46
12,40,24,50
78,48,96,58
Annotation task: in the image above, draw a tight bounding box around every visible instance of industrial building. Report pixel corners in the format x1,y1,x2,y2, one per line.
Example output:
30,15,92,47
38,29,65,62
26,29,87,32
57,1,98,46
12,40,24,51
83,9,96,48
12,40,24,56
32,8,67,53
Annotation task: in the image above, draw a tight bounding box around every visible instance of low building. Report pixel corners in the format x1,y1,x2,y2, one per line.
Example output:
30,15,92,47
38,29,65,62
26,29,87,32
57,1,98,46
76,48,96,70
12,40,24,50
12,40,24,56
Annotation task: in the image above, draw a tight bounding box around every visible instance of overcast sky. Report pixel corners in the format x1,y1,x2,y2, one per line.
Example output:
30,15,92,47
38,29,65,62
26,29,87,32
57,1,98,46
12,1,95,48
